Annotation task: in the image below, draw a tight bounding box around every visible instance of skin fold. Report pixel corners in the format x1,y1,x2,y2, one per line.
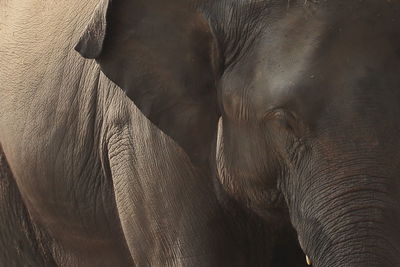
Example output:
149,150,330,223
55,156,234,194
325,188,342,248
1,0,400,266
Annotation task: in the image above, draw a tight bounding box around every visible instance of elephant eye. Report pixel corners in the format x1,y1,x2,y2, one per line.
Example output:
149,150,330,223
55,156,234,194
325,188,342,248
264,108,305,137
265,108,296,121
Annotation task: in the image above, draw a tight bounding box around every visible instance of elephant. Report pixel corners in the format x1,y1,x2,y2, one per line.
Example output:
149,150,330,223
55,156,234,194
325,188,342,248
1,0,400,267
0,0,286,266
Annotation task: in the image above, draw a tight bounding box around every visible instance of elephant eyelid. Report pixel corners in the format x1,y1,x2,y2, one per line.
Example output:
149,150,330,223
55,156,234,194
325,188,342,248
263,108,298,123
263,108,307,137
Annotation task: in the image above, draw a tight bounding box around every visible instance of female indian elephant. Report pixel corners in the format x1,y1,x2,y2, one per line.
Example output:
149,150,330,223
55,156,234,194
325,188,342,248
1,0,400,266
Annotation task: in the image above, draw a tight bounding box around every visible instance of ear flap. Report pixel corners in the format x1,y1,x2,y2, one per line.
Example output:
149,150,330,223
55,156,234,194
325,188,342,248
74,0,112,59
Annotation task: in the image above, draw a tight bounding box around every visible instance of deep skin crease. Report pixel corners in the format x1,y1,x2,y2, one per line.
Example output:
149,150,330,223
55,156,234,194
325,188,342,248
1,0,400,266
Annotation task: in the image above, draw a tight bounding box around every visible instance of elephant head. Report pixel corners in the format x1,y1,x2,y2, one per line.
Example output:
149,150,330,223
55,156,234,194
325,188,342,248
214,1,400,266
75,0,400,266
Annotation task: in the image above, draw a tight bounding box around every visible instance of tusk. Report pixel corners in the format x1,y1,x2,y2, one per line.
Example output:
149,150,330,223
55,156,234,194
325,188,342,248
306,255,312,265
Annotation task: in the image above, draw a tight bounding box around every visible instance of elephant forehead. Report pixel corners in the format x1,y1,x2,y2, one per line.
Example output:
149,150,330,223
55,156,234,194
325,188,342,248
219,2,400,123
220,9,325,121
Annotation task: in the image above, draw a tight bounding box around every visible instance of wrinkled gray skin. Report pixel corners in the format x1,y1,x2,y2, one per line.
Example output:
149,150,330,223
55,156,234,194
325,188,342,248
1,0,400,266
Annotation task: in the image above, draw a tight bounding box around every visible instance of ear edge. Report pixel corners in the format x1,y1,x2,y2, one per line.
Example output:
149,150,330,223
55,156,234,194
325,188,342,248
74,0,111,59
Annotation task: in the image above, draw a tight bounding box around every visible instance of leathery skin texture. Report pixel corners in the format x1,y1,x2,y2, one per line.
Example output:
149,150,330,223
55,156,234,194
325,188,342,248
1,0,400,266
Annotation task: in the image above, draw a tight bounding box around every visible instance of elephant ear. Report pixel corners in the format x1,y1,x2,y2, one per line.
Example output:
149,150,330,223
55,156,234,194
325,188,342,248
77,0,222,170
74,0,111,59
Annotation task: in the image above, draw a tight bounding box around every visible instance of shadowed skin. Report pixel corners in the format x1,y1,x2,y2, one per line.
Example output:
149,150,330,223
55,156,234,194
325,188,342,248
1,0,400,266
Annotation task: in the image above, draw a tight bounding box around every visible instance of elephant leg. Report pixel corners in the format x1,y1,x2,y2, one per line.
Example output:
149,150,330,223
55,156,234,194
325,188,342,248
0,147,56,267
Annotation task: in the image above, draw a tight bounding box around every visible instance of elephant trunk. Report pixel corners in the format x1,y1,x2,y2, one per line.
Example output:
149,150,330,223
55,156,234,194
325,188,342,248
293,170,400,267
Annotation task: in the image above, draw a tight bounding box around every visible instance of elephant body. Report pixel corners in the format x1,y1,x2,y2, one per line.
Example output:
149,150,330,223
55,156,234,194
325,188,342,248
0,1,276,266
1,0,400,266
